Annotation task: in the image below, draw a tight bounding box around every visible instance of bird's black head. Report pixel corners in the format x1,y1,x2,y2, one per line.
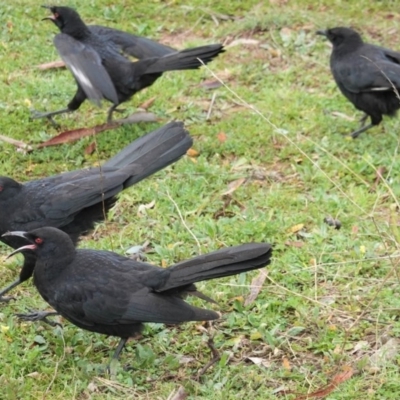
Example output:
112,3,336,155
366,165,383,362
317,27,363,48
3,227,76,262
0,176,22,202
42,5,89,37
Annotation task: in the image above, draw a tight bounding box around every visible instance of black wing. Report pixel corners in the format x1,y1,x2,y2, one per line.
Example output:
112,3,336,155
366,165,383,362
334,44,400,93
20,165,139,228
89,25,176,59
53,33,119,105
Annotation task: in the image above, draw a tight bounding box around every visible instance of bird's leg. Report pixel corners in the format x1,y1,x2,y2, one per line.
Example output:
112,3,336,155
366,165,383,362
194,336,220,381
16,310,60,327
106,337,128,375
350,123,374,138
359,113,369,127
0,279,20,303
31,108,72,127
112,337,128,361
106,104,125,123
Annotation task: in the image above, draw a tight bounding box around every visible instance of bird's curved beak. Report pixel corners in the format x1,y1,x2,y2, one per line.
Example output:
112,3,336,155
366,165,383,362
41,5,56,21
2,231,36,259
316,30,328,37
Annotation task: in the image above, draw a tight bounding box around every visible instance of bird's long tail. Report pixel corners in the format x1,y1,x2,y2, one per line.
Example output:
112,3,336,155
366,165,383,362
144,44,224,73
104,121,192,188
160,243,272,292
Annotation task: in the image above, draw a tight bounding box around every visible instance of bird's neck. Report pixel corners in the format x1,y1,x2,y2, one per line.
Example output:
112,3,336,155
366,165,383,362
62,22,91,39
33,249,76,285
334,38,364,56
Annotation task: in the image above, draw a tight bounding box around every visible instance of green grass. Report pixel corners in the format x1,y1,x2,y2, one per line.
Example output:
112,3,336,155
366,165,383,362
1,0,400,398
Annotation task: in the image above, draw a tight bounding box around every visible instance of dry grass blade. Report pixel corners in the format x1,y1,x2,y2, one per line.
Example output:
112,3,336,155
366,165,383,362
0,134,33,152
244,269,268,306
36,60,65,70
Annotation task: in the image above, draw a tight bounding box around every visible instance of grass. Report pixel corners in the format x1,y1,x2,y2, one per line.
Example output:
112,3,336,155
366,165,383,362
1,0,400,398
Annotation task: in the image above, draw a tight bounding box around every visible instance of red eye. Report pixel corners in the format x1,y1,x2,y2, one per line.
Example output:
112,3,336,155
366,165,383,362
35,237,43,244
0,186,3,192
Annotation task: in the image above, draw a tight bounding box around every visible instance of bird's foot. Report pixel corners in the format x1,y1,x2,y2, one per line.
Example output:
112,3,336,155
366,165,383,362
349,122,373,138
30,110,60,128
16,310,61,327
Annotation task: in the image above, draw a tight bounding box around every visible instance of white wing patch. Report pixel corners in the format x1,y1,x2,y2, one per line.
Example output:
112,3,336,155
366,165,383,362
69,64,95,92
370,87,392,91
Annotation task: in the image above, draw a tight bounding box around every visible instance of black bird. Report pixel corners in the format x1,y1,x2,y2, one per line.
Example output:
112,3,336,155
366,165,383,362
0,121,192,302
5,227,272,363
34,6,224,123
317,27,400,138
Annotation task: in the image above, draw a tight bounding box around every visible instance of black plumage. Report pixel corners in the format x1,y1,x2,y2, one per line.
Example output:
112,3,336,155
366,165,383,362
317,27,400,138
5,227,273,362
0,122,192,301
88,25,175,59
34,6,224,123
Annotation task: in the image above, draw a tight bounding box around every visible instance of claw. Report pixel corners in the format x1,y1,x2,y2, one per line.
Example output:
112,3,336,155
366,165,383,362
30,110,61,128
16,310,61,327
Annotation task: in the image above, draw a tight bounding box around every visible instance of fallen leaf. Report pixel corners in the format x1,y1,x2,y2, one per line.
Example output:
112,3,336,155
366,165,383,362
332,366,354,385
217,131,227,143
87,382,98,392
280,27,293,43
284,241,304,248
288,223,304,234
222,178,246,196
125,245,145,255
26,372,40,379
137,200,156,216
351,340,369,354
331,111,355,121
37,60,66,70
38,112,157,148
138,96,156,110
33,335,46,345
268,47,282,57
168,386,187,400
84,141,96,155
244,270,268,306
199,79,223,90
369,338,399,368
369,166,387,192
294,365,354,400
250,331,262,340
37,123,115,148
227,38,260,48
247,357,271,368
187,148,199,157
179,355,196,365
282,357,291,371
115,111,158,124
